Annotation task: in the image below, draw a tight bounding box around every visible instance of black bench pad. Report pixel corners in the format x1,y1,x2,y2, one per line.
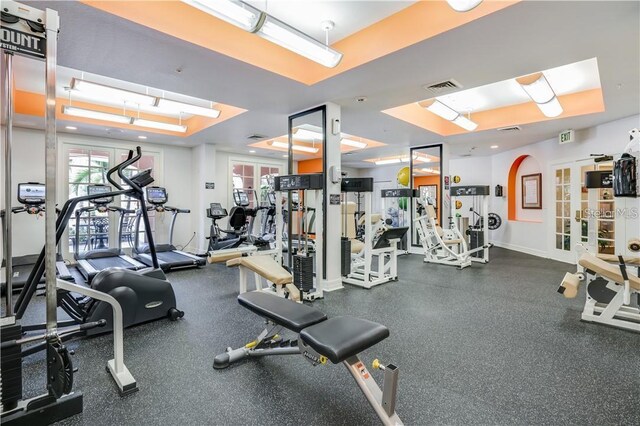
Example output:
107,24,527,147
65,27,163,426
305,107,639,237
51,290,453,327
238,292,327,333
300,317,389,364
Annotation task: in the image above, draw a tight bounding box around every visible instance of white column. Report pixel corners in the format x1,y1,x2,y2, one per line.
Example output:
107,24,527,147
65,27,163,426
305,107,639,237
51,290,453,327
191,144,218,253
323,102,343,292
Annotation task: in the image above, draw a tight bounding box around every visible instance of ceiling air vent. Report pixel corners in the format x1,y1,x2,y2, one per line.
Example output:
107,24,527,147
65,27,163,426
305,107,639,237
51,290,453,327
422,79,462,94
247,134,267,140
497,125,521,132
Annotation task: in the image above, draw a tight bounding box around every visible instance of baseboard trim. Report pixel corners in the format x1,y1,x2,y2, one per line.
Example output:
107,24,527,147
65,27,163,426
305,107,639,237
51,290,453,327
491,242,547,259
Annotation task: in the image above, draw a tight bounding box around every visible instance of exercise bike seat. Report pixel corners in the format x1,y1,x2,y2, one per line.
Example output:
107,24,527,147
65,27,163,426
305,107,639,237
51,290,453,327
300,317,389,364
238,292,326,332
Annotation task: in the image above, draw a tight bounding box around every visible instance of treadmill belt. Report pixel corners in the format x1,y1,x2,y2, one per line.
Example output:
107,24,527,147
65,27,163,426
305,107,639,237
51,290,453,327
89,256,134,271
157,251,198,267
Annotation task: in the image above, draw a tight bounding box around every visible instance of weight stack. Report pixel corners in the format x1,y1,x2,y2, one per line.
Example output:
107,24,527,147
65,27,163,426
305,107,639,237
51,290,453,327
341,237,351,276
470,230,485,259
1,324,23,410
293,254,314,293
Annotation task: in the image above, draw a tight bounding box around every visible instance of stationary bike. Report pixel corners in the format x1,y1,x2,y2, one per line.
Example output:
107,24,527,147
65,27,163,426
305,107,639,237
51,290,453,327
206,202,246,251
14,147,184,339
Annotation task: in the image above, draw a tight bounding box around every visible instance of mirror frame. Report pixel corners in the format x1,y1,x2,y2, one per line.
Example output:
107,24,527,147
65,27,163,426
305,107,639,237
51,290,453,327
410,143,444,248
287,105,327,278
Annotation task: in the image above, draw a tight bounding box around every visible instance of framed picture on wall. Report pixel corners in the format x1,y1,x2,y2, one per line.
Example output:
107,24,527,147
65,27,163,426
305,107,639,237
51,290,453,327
522,173,542,209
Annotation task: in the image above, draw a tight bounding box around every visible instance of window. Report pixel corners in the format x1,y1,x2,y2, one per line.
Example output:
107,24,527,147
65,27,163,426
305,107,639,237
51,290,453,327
230,161,283,210
67,148,111,254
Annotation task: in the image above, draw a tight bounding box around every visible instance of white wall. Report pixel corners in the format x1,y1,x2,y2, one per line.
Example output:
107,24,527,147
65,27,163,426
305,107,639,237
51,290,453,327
450,114,640,261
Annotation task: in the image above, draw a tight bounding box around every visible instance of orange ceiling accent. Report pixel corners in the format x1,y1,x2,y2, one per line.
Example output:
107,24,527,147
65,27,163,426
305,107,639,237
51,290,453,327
382,88,605,136
14,89,246,137
80,0,519,85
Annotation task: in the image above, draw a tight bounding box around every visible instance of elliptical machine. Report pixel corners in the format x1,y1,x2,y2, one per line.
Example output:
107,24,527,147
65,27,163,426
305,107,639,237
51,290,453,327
206,202,245,251
233,188,270,248
14,147,184,337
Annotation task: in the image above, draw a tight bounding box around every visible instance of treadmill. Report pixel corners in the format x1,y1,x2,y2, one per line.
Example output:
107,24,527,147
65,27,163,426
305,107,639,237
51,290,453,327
1,182,72,294
133,186,205,271
74,184,145,282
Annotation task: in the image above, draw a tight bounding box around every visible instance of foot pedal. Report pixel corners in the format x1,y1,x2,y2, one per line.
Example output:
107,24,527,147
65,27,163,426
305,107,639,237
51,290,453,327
290,339,298,347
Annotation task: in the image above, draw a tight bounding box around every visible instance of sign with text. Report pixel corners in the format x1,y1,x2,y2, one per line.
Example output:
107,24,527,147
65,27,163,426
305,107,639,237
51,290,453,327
559,129,575,145
1,27,46,58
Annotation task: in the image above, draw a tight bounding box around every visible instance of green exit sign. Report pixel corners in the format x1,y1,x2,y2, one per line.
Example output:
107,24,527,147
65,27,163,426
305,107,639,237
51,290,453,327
559,129,575,145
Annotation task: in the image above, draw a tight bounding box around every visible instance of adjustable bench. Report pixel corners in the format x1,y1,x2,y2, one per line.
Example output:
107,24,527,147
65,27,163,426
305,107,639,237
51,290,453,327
214,292,403,425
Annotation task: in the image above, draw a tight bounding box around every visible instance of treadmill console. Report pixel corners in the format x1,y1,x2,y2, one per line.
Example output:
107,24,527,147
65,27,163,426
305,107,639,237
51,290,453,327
88,184,114,205
274,174,323,191
233,189,250,207
208,202,228,218
146,186,168,205
17,182,45,205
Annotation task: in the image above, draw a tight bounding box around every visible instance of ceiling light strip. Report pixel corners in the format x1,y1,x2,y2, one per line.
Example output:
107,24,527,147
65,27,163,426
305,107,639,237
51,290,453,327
421,99,478,131
72,78,156,106
62,105,132,124
516,72,564,118
270,140,319,154
181,0,343,68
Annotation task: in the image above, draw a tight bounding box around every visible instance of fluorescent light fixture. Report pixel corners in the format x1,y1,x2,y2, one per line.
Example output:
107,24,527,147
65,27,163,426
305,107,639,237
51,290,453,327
156,98,221,119
132,118,188,133
62,105,132,124
446,0,483,12
340,138,367,149
249,150,256,153
138,135,147,140
516,72,563,118
400,157,410,163
270,140,319,154
452,114,478,131
421,168,441,174
490,145,498,149
183,0,264,32
256,14,343,68
421,99,478,131
375,158,402,165
65,126,77,130
71,78,155,106
294,128,323,141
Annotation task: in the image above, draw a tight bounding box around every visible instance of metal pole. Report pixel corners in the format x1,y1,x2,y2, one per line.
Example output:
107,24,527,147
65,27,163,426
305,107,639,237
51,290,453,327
44,8,59,332
3,52,14,315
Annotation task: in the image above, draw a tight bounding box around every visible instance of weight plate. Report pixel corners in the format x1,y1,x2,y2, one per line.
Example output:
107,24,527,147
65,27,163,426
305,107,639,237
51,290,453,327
488,213,502,230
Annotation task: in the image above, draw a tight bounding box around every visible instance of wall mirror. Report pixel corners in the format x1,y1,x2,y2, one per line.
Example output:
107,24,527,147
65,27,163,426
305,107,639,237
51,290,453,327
410,144,442,248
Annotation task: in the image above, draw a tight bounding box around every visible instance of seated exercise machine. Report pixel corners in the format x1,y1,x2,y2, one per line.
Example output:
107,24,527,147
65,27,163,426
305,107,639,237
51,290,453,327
133,186,205,271
206,202,245,251
1,182,72,294
413,187,492,269
213,292,403,425
381,188,418,254
74,184,145,283
233,188,271,248
341,178,408,289
14,148,184,338
558,247,639,332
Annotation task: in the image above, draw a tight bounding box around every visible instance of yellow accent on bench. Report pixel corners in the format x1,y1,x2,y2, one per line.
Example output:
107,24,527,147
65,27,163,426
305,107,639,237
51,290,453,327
579,253,640,291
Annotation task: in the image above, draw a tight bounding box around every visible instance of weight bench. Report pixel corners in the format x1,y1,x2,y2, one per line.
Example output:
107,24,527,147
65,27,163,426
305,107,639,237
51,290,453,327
213,292,403,425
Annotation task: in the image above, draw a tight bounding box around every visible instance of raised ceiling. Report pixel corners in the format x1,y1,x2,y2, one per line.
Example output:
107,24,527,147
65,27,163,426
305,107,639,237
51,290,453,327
11,1,640,167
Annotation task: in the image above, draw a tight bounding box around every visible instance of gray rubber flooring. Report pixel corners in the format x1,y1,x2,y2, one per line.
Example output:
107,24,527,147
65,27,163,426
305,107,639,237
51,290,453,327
15,248,640,425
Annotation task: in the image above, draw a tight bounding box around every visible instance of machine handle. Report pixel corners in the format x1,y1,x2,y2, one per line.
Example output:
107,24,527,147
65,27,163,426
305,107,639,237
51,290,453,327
574,210,581,223
117,147,143,194
107,149,133,190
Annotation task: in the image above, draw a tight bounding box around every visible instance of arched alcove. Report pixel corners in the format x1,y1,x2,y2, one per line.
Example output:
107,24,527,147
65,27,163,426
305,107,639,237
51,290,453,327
508,154,543,221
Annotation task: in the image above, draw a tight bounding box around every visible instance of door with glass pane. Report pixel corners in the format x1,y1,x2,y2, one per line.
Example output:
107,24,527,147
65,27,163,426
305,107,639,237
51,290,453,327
552,163,581,263
65,146,113,258
552,161,616,263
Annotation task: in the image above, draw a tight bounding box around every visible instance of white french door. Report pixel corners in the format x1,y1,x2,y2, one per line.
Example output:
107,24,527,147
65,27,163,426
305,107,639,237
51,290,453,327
550,160,617,263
